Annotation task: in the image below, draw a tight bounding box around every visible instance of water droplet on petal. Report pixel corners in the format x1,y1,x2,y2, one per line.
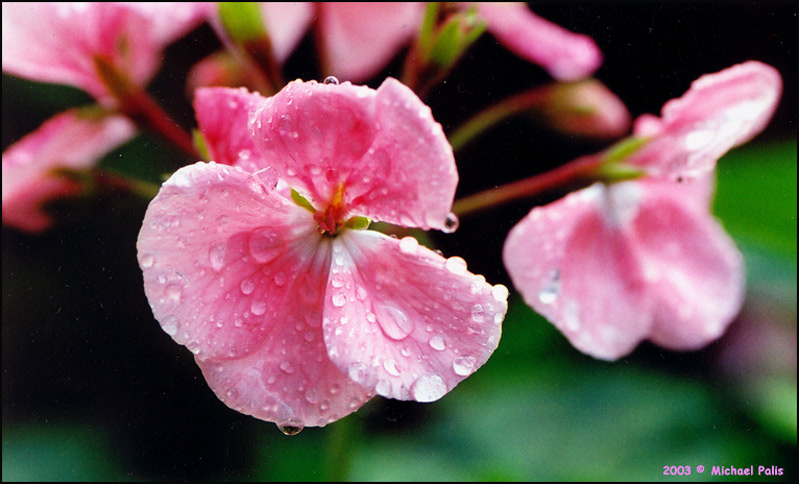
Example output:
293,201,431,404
277,421,304,436
377,306,414,340
323,76,339,85
279,361,294,374
411,375,447,402
492,284,509,302
398,236,419,254
445,256,467,275
470,304,485,323
251,301,267,315
162,316,178,336
375,380,391,397
429,335,446,351
226,388,238,399
332,293,347,307
452,356,477,376
240,279,255,295
209,243,226,271
442,212,459,233
273,272,287,286
348,362,369,383
140,254,154,268
538,269,560,304
383,359,401,376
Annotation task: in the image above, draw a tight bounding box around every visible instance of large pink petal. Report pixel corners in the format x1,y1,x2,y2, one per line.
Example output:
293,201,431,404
193,87,268,168
137,161,372,427
2,110,135,232
318,3,424,82
259,2,315,63
250,77,458,230
321,230,507,401
2,3,161,103
631,179,745,350
474,3,602,81
630,61,782,177
503,185,652,360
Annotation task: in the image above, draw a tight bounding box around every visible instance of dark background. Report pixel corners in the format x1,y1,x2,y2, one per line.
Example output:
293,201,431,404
3,2,796,481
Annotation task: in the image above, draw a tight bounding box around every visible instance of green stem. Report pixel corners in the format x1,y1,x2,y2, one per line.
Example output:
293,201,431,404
452,154,603,217
324,415,358,481
448,84,555,152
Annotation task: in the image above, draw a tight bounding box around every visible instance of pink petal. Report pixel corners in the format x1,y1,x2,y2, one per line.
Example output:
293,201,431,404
630,178,745,350
250,77,458,230
321,230,507,402
2,3,161,103
137,161,372,427
630,61,783,177
2,110,135,232
259,2,315,63
193,87,268,168
474,2,602,81
318,3,424,82
503,185,652,360
120,2,213,45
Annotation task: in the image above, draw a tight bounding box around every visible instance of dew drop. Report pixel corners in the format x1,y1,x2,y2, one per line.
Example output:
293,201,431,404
375,380,391,397
332,293,347,307
226,388,238,399
240,279,255,295
273,272,287,286
452,356,477,376
209,243,226,271
140,254,154,268
444,256,468,275
538,269,560,304
411,375,447,402
492,284,509,302
348,362,368,383
162,316,178,336
470,304,485,323
356,285,368,301
442,212,459,233
251,301,267,315
383,359,401,376
277,421,304,436
398,236,419,254
279,361,294,374
323,76,339,85
377,305,414,340
428,335,446,351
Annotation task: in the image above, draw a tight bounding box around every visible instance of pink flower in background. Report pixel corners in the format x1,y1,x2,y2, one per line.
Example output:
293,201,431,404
502,61,782,360
2,2,211,104
2,2,210,232
138,78,508,429
2,110,135,232
626,61,782,178
211,2,601,83
504,177,743,360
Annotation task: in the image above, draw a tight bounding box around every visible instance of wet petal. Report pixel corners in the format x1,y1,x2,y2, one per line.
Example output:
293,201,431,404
503,185,652,360
321,230,507,402
475,2,602,80
2,109,135,232
137,161,372,427
318,3,424,82
2,3,160,103
630,61,782,177
250,77,457,230
193,87,268,168
631,178,745,350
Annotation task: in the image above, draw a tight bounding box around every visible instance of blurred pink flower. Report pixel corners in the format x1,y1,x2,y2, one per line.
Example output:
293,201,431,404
504,176,743,360
213,2,601,83
2,2,211,104
627,61,782,178
2,110,135,232
502,61,782,360
138,79,508,429
2,2,210,232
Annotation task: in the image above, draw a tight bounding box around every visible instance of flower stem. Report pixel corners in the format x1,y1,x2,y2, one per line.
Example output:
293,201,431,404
94,56,199,160
448,84,554,152
452,154,603,217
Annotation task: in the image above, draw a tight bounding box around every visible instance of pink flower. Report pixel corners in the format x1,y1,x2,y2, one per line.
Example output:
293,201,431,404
137,78,508,429
2,110,135,232
1,2,211,104
625,61,782,178
502,61,783,360
215,2,601,83
503,177,743,360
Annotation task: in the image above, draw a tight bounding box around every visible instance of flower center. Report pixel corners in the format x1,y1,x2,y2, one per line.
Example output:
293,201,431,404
313,182,347,235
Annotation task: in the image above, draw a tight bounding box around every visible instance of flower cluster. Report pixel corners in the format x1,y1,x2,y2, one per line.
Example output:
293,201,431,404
1,3,784,432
